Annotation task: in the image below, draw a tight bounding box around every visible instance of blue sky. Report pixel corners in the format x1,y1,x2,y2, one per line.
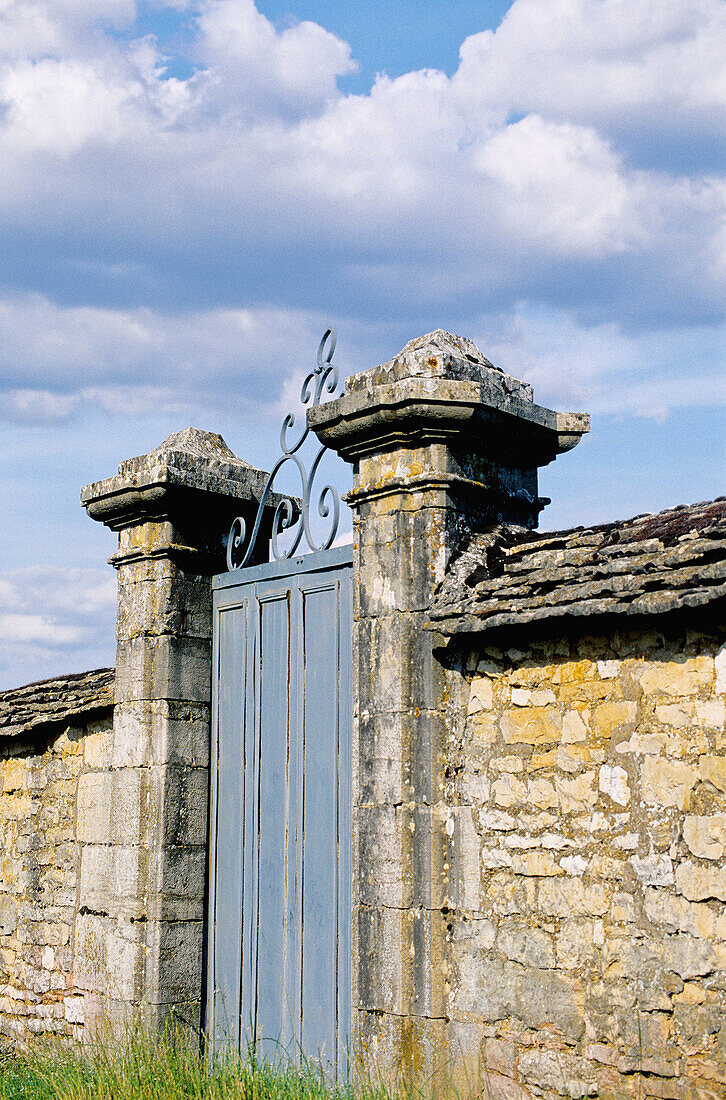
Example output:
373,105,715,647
0,0,724,688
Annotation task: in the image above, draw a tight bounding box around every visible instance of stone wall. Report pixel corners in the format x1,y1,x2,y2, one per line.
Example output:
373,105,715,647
0,671,114,1041
447,623,725,1098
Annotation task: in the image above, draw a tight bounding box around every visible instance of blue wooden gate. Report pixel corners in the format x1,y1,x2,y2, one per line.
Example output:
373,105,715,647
206,545,352,1076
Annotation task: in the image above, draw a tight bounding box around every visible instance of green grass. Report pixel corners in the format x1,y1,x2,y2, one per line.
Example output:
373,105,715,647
0,1027,426,1100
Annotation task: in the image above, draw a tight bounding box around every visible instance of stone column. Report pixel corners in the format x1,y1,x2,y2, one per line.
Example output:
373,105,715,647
79,428,276,1032
309,331,589,1082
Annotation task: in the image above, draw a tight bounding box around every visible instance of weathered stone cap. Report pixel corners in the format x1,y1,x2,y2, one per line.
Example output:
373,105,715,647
309,330,589,465
0,667,114,739
345,330,534,402
118,427,253,476
81,427,274,530
430,498,726,636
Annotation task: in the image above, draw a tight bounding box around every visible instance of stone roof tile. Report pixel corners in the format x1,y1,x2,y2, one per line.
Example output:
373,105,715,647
429,498,726,636
0,668,114,739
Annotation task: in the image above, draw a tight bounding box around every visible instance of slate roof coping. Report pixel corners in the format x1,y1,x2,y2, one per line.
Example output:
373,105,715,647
0,668,114,740
429,498,726,637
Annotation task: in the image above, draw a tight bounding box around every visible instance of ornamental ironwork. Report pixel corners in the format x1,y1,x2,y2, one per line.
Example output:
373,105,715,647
226,328,343,570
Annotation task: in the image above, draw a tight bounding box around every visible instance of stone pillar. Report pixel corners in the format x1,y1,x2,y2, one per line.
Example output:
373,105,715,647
79,428,276,1032
309,331,589,1082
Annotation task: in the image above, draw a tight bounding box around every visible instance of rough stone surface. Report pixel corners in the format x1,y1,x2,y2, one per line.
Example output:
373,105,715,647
444,624,726,1098
310,330,589,531
3,335,724,1100
81,427,275,551
314,334,726,1096
0,704,113,1041
0,429,276,1044
312,332,589,1091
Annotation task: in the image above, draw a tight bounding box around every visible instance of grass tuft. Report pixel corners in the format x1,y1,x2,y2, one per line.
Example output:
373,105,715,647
0,1025,428,1100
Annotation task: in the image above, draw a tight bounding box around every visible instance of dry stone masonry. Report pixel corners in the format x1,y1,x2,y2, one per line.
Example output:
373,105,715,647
0,670,113,1040
425,499,726,1097
0,331,724,1100
446,626,725,1097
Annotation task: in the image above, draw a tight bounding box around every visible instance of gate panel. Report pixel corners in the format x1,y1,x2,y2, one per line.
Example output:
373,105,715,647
300,580,345,1062
211,600,247,1046
207,547,352,1075
255,589,294,1051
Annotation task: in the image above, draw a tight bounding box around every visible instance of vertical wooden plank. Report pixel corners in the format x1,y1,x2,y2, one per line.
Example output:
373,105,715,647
205,600,221,1046
299,579,341,1067
337,568,353,1079
212,601,247,1046
289,575,304,1056
255,587,294,1058
240,590,259,1051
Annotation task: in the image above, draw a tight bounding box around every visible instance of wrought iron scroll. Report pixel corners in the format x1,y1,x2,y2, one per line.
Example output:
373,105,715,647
226,329,342,570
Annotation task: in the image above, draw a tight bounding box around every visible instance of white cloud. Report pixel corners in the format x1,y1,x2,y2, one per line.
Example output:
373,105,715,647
0,566,117,689
0,0,136,60
2,389,80,423
455,0,726,158
477,305,726,416
0,292,722,428
471,115,639,255
0,566,116,617
0,295,353,422
0,0,721,327
195,0,356,121
0,0,724,690
0,58,131,155
0,613,82,645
